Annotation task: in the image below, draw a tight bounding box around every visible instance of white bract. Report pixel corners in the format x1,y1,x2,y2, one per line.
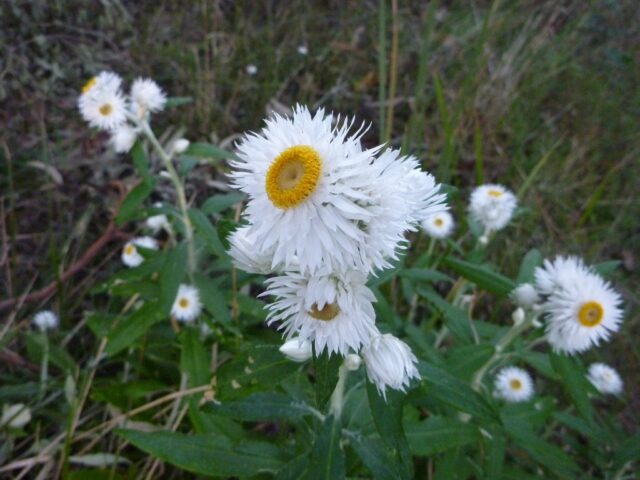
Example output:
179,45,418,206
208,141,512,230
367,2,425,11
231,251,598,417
130,78,167,116
587,363,623,395
78,71,127,131
121,237,159,268
510,283,540,308
33,310,59,331
110,125,138,153
279,338,313,362
362,333,419,398
421,211,454,239
171,284,202,323
494,366,534,403
468,184,517,233
534,256,623,354
1,404,31,429
263,269,378,356
230,106,382,275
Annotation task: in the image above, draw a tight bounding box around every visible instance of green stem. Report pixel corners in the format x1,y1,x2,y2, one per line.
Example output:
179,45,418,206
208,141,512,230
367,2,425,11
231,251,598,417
139,121,196,273
329,364,350,419
39,332,49,400
471,314,534,391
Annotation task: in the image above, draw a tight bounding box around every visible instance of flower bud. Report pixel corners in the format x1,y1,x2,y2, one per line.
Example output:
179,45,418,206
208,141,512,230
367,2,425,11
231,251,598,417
344,354,361,371
279,338,312,363
173,138,190,153
511,307,525,325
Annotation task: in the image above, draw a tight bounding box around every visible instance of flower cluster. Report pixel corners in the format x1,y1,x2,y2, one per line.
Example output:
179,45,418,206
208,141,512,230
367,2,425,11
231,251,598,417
228,106,448,396
78,71,166,153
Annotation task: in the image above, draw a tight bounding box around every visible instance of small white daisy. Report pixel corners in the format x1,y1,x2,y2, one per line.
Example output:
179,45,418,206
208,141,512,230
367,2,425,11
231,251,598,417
78,72,127,131
121,236,159,268
279,338,313,362
130,78,167,117
171,284,202,323
297,45,309,55
246,64,258,75
110,125,138,153
421,211,455,239
145,203,170,234
263,269,378,356
534,256,624,354
362,333,419,398
468,184,517,233
33,310,59,331
587,363,623,395
231,106,382,275
510,283,540,308
494,366,534,403
1,404,31,429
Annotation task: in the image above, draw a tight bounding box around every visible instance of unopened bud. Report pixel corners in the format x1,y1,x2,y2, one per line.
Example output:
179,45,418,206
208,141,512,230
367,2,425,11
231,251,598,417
173,138,190,153
512,307,525,325
344,354,361,371
279,338,312,363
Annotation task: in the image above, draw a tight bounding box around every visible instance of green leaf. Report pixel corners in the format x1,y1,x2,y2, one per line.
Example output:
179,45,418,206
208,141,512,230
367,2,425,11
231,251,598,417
503,418,580,478
185,142,239,162
516,248,543,284
312,350,342,409
159,243,187,315
208,392,315,421
349,434,401,480
550,353,595,423
188,208,228,258
398,268,452,283
366,383,413,480
304,415,345,480
485,427,506,479
192,274,231,325
446,344,495,381
105,302,164,356
116,180,156,225
442,257,515,297
165,96,193,108
593,260,621,277
417,287,472,343
418,362,498,421
130,142,151,183
117,429,284,476
201,192,246,215
180,328,210,388
613,431,640,470
405,416,481,456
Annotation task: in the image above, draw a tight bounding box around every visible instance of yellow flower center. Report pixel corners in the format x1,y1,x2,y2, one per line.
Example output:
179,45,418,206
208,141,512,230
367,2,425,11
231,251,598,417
265,145,322,209
509,379,522,390
488,189,503,198
125,244,136,256
178,298,190,309
434,217,444,227
308,302,340,321
82,76,97,94
99,103,113,116
578,301,604,327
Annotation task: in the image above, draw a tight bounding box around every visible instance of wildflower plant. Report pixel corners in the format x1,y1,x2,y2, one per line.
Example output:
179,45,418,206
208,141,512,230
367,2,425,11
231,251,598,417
4,64,635,479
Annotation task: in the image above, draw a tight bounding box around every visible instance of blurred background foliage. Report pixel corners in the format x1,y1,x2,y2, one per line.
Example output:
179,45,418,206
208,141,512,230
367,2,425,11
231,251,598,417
1,0,639,469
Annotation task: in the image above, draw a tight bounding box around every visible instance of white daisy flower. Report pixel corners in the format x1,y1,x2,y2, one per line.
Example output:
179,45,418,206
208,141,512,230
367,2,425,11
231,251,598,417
110,125,138,153
145,203,170,234
421,211,454,239
171,284,202,323
587,363,623,395
279,338,313,362
468,184,517,233
494,366,534,403
78,72,127,131
297,45,309,55
227,225,282,275
246,64,258,75
33,310,59,331
362,333,419,398
1,404,31,429
534,256,624,354
130,78,167,117
263,269,378,356
121,236,159,268
362,148,447,270
510,283,540,308
230,106,382,275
